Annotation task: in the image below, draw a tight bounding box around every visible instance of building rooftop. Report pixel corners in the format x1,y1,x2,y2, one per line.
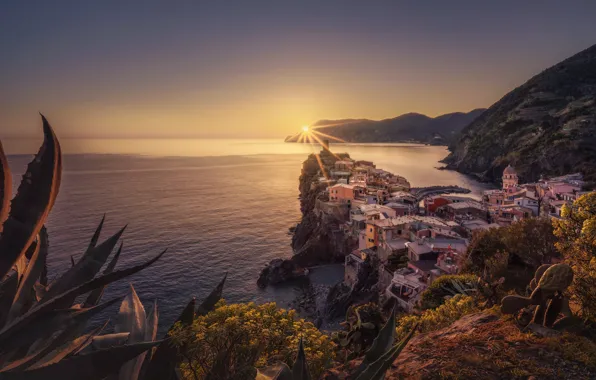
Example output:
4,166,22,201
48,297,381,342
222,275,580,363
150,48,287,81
504,165,517,175
409,259,438,273
446,201,486,211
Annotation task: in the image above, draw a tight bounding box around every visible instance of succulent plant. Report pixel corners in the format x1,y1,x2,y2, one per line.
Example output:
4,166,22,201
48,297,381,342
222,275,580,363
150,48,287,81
0,116,225,379
338,303,383,355
501,263,574,329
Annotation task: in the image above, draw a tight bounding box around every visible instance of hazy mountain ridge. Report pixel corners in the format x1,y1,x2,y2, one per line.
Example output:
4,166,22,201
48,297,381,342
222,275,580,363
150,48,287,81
285,109,486,145
444,44,596,184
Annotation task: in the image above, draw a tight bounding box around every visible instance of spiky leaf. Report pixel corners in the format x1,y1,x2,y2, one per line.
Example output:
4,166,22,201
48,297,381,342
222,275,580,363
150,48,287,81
256,362,292,380
1,321,107,371
43,225,126,302
6,228,49,323
354,326,417,380
139,300,159,379
86,214,105,254
352,307,397,378
0,341,162,380
0,273,18,329
116,284,147,380
144,297,195,380
0,115,61,279
0,297,123,356
196,272,227,316
292,338,310,380
0,139,12,232
84,241,123,307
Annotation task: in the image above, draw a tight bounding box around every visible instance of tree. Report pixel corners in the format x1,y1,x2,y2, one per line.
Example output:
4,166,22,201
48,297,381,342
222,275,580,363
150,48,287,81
553,192,596,321
501,218,559,267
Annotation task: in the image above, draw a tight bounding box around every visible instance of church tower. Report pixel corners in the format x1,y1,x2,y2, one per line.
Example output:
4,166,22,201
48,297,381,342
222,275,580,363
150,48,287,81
502,165,518,191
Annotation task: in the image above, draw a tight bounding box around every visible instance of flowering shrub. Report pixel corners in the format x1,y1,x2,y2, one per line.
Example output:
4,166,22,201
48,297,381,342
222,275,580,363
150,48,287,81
395,295,479,341
170,300,336,379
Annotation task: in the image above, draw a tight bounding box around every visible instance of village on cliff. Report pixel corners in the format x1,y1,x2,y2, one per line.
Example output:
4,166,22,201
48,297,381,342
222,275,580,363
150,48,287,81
304,141,593,314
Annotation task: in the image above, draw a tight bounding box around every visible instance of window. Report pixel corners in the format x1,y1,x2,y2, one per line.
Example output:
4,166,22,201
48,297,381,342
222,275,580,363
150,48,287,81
369,228,373,232
368,238,374,243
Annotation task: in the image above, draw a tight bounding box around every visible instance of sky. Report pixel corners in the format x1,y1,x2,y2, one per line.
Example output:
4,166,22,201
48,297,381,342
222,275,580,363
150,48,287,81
1,1,596,139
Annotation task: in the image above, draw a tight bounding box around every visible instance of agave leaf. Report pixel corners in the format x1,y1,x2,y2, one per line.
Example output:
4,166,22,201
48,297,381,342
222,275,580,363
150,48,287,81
1,321,107,372
84,241,123,307
86,214,106,254
6,229,49,323
38,247,165,312
43,225,126,302
292,338,310,380
139,300,159,379
361,322,375,330
144,297,195,380
256,362,293,380
116,284,147,380
89,332,131,351
354,326,417,380
0,296,123,356
0,115,62,279
196,272,227,316
353,307,396,378
0,341,162,380
0,273,18,329
0,139,12,233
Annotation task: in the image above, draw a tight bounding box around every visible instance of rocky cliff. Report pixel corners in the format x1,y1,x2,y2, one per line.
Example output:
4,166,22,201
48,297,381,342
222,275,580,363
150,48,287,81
258,151,353,287
444,44,596,184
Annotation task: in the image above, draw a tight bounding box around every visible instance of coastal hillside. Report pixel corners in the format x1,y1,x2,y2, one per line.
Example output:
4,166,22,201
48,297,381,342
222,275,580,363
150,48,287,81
444,44,596,184
285,109,486,145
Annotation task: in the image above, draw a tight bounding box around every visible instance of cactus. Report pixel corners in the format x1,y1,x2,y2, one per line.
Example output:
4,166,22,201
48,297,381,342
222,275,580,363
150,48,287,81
501,263,574,329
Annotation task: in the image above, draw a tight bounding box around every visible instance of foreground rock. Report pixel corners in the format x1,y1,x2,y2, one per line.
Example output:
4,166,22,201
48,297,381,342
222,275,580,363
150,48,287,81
257,258,306,288
324,312,596,379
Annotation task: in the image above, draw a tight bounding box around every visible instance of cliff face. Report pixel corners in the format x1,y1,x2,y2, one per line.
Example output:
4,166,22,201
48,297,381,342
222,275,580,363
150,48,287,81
258,152,352,287
286,109,485,145
291,153,352,267
444,44,596,184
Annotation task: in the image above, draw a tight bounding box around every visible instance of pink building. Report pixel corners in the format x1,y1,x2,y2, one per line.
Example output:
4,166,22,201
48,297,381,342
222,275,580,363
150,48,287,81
328,184,357,203
502,165,519,191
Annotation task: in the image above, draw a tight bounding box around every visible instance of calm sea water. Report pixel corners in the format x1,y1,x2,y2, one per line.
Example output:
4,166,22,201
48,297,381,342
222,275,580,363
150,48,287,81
5,138,490,333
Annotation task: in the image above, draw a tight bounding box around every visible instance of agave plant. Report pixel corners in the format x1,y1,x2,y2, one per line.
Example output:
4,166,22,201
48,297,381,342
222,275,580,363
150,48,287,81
257,308,417,380
0,115,226,379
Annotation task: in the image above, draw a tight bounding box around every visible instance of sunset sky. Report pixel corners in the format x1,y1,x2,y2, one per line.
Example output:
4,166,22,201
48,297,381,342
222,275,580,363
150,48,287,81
1,1,596,139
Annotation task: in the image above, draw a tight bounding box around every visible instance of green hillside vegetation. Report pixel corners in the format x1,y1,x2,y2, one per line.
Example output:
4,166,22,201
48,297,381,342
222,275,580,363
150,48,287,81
445,44,596,184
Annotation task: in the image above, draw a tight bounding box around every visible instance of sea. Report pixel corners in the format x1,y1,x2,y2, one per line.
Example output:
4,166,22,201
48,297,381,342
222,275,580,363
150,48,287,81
5,138,491,333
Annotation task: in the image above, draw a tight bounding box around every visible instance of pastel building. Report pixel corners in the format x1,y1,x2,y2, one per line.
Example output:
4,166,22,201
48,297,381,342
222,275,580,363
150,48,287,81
502,165,519,191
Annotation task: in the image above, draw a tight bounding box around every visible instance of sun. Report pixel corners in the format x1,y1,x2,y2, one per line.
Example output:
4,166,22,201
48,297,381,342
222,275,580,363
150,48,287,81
302,125,309,132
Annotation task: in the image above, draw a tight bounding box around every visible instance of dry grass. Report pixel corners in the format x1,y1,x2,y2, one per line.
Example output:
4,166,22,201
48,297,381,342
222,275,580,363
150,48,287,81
392,313,596,380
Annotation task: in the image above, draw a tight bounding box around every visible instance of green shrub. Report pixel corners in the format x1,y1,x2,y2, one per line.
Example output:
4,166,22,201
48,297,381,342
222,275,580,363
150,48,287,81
170,301,336,379
395,295,479,341
419,274,478,310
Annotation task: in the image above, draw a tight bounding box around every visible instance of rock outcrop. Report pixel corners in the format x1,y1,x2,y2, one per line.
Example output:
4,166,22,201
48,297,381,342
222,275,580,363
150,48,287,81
258,151,354,287
324,312,596,379
444,43,596,184
324,253,380,320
